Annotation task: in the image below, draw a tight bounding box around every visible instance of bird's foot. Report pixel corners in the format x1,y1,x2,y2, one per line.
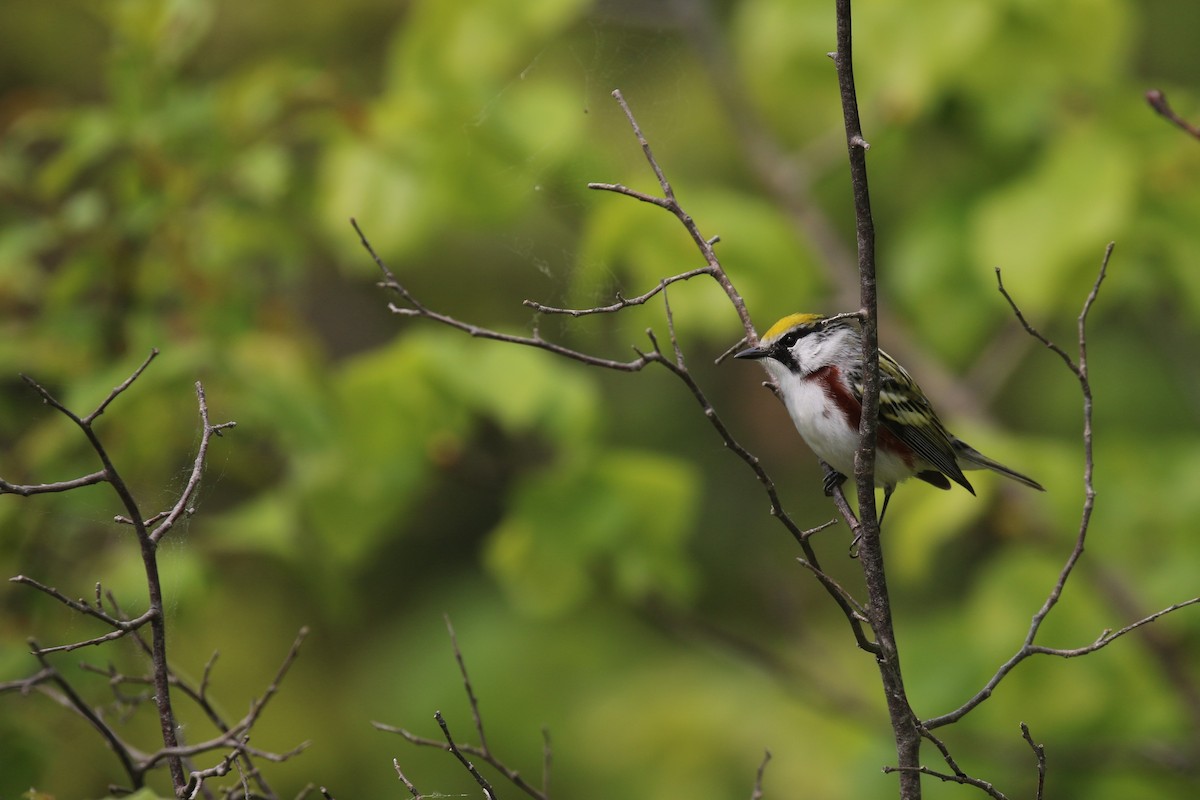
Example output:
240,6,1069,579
822,468,847,497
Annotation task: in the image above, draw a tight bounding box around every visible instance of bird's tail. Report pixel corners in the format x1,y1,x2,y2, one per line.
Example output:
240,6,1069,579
951,437,1046,492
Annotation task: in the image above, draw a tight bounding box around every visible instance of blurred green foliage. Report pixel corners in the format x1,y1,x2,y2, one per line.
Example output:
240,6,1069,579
2,0,1199,798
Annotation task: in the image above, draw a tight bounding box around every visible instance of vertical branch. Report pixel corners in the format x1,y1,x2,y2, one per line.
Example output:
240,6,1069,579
7,362,239,796
832,1,921,797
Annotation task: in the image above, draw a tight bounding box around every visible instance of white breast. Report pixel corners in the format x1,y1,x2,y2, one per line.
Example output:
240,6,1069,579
771,366,916,489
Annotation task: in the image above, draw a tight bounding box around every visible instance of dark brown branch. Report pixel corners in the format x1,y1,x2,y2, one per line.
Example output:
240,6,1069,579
4,360,248,795
445,615,489,754
882,765,1007,800
142,627,310,768
916,727,1009,800
83,349,160,424
435,711,498,800
1146,89,1200,140
377,625,550,800
377,721,547,800
10,355,190,792
1021,723,1046,800
831,2,920,797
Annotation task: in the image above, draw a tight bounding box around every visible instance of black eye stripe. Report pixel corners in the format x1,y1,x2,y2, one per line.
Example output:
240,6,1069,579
778,324,826,349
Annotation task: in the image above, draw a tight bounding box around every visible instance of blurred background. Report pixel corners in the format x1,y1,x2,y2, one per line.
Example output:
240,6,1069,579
2,0,1199,797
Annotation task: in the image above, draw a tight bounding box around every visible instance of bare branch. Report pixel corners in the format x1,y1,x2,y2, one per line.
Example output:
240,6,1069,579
445,615,489,754
150,381,238,544
435,711,498,800
0,667,56,695
915,727,1013,800
589,89,755,339
0,470,108,496
750,750,771,800
141,627,310,768
84,349,160,424
1146,89,1200,140
184,748,240,800
1028,597,1200,658
393,759,423,798
882,765,1008,800
378,626,553,800
353,220,653,373
1021,723,1046,800
523,266,713,317
27,641,144,785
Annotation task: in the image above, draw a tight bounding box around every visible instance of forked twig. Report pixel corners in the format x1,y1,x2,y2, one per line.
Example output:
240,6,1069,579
928,244,1198,733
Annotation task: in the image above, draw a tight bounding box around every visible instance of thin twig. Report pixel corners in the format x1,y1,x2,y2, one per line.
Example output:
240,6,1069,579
0,470,108,496
150,382,237,544
83,349,160,424
435,712,498,800
1146,89,1200,140
882,765,1007,800
0,667,56,695
1020,723,1046,800
589,90,755,339
750,750,771,800
353,219,653,373
184,748,240,800
28,640,144,785
9,354,194,792
523,267,712,317
393,759,423,798
916,727,1009,800
445,615,489,754
9,575,153,637
1027,596,1200,657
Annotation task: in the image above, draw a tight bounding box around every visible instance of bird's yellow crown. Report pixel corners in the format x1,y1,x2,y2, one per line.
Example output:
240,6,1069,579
761,313,826,344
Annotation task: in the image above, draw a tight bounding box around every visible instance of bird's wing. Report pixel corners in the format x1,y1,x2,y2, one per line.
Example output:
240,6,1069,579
850,351,974,493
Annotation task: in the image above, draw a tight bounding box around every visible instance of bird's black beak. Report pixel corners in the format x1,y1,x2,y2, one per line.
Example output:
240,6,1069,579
734,343,769,361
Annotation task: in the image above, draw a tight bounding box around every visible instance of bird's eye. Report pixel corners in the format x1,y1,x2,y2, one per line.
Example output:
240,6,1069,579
780,330,803,348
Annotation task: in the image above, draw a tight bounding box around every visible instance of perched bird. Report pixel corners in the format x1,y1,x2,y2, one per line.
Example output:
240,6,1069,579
735,313,1044,520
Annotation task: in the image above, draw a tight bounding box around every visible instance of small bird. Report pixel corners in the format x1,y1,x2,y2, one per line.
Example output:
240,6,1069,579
735,313,1044,520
